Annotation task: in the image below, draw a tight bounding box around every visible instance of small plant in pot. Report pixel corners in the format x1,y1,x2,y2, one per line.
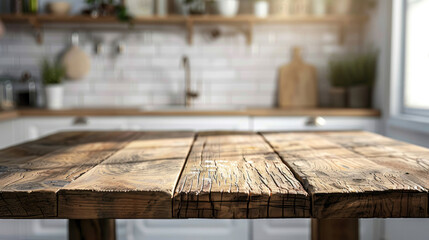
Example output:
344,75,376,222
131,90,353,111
328,50,378,108
41,59,66,110
329,59,350,108
347,50,378,108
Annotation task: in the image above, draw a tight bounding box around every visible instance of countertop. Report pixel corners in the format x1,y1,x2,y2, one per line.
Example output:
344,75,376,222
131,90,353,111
0,108,381,122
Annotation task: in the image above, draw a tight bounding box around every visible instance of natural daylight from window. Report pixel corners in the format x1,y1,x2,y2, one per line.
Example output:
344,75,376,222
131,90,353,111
404,0,429,110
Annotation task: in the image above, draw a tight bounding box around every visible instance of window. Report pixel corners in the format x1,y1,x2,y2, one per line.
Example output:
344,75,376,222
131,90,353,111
403,0,429,115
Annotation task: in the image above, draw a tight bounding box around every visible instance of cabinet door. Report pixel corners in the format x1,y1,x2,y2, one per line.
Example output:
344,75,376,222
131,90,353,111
18,117,128,141
127,116,251,131
0,120,16,149
253,219,310,240
252,117,380,133
0,219,67,240
122,220,249,240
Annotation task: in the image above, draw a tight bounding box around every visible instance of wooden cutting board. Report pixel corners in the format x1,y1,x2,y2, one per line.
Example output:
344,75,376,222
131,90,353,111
278,47,318,108
61,34,91,80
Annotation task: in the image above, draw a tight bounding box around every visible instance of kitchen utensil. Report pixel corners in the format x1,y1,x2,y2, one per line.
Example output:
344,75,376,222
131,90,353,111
48,1,71,15
61,33,91,80
14,72,42,108
0,76,15,110
277,47,318,108
254,0,269,18
126,0,154,17
214,0,239,17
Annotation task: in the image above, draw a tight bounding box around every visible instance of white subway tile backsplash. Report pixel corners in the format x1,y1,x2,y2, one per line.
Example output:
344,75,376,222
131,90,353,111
122,95,152,106
201,70,237,80
82,95,122,107
210,83,259,93
64,82,92,93
0,22,361,108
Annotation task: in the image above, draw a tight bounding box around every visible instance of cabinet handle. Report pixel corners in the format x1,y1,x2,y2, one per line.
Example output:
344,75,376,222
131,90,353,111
305,116,326,127
73,117,88,126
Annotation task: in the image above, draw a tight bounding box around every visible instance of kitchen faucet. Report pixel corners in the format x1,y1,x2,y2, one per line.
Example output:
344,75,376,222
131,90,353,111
182,56,199,107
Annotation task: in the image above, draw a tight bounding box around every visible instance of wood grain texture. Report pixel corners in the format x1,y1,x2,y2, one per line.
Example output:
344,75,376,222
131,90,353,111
263,131,429,218
0,131,136,218
173,132,310,219
58,132,195,219
2,130,429,220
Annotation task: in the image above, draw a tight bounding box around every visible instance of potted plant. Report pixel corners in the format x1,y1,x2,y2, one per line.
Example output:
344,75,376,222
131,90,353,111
41,59,66,110
347,50,377,108
328,50,378,108
329,59,349,108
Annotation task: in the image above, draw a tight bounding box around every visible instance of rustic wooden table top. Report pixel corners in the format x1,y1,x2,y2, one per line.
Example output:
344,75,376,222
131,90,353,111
0,131,428,219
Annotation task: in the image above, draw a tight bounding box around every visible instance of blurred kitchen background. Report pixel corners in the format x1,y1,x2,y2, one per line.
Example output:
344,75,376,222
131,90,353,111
0,0,428,240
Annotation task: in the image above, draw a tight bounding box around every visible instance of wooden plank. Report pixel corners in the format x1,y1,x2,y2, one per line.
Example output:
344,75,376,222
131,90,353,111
58,132,195,219
173,132,310,219
263,131,429,218
0,131,136,218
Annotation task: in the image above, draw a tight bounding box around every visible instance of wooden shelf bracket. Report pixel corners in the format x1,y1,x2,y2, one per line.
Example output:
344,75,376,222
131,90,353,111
27,16,43,44
186,19,194,45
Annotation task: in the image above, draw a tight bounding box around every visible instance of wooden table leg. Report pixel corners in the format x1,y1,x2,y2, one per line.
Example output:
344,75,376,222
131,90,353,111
311,218,359,240
69,219,116,240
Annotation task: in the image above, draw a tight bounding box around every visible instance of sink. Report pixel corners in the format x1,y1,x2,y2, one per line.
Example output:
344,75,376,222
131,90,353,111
140,105,247,112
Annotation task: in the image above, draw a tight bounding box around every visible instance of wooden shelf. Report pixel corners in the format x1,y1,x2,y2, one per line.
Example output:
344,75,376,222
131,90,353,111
0,14,369,45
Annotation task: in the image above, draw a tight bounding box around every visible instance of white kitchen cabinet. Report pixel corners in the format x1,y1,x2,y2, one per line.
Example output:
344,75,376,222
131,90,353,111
252,116,380,133
16,117,128,141
0,219,67,240
121,220,249,240
0,119,17,149
126,116,251,131
252,219,310,240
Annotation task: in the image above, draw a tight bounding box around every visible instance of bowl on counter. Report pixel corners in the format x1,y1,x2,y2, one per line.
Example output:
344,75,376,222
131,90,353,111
213,0,240,17
48,1,71,15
